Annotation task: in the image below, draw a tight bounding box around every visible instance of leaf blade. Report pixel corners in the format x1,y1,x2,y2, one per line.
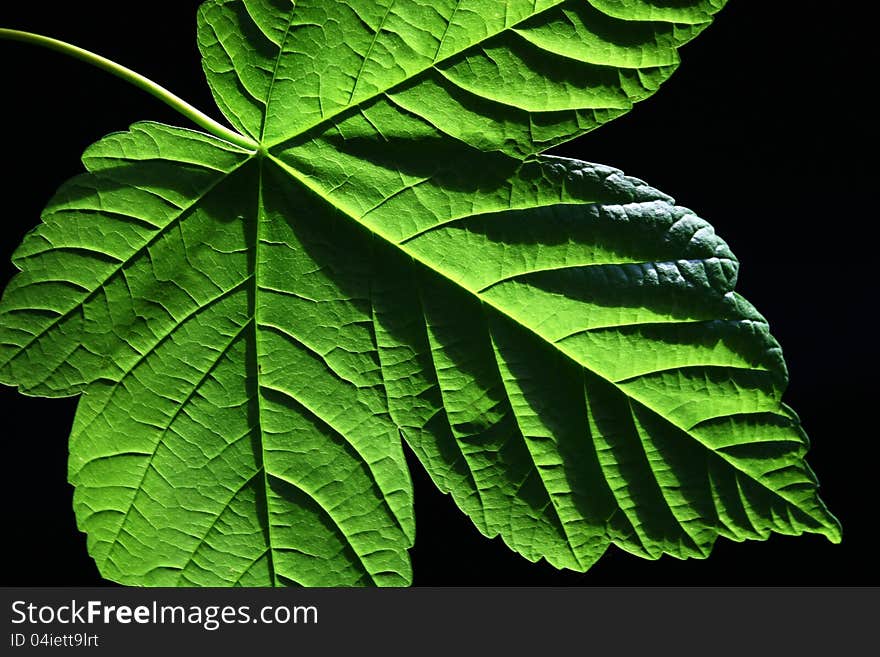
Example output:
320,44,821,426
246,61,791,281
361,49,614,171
4,124,415,586
276,151,840,566
199,0,726,152
0,0,839,587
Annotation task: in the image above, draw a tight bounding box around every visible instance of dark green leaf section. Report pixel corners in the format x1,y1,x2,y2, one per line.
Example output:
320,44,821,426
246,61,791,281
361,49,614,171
198,0,724,153
361,156,840,568
0,124,414,586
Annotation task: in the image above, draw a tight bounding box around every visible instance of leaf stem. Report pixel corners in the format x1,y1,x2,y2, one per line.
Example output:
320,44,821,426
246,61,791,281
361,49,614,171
0,28,258,151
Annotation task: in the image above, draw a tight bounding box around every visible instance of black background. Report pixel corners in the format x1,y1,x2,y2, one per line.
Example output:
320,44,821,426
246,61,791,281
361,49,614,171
0,2,874,586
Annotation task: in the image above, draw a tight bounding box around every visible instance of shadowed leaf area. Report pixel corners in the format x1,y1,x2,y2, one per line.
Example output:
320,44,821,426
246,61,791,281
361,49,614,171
0,0,838,586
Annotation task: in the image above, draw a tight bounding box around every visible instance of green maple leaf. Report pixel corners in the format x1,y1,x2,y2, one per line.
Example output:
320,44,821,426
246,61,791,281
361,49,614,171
0,0,839,587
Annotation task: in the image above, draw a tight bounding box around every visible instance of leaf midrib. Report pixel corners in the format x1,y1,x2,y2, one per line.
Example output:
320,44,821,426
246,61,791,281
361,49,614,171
254,157,278,586
251,157,392,586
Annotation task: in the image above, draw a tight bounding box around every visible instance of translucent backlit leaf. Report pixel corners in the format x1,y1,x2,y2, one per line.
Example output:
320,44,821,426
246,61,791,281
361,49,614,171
0,0,839,586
